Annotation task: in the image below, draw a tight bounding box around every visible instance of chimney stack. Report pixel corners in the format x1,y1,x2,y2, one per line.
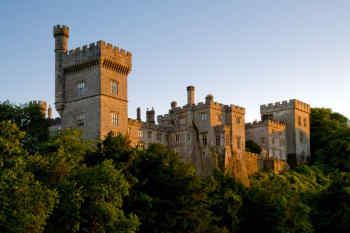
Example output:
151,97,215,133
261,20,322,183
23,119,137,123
205,94,214,105
171,101,177,109
48,105,53,119
187,86,195,105
137,107,141,121
146,107,155,124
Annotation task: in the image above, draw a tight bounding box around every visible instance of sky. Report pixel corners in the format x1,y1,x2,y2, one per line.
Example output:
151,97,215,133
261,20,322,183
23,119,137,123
1,0,349,122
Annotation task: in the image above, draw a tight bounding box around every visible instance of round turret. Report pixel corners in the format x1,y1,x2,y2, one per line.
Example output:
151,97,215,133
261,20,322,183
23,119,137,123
53,25,69,52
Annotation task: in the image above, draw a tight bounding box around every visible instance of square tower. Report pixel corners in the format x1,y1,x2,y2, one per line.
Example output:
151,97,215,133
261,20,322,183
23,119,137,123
53,25,132,139
260,99,310,166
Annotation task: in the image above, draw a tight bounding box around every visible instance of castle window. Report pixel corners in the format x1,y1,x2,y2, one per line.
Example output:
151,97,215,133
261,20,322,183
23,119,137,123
111,80,118,95
225,135,231,145
298,116,302,126
77,80,85,97
77,113,85,127
304,118,307,127
216,135,221,146
176,134,180,144
186,134,191,144
237,136,241,149
202,151,206,157
138,130,143,138
236,117,241,124
137,142,144,150
111,131,117,136
148,131,152,139
128,127,131,135
112,113,118,127
157,133,161,141
261,137,265,144
299,132,304,143
200,112,208,121
202,134,208,145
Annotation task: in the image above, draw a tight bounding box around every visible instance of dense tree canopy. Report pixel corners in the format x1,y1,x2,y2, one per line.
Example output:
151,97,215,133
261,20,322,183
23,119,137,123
245,140,262,154
0,103,350,232
310,108,350,171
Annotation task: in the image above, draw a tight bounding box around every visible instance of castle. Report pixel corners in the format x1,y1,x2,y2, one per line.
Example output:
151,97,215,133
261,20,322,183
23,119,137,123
52,25,310,182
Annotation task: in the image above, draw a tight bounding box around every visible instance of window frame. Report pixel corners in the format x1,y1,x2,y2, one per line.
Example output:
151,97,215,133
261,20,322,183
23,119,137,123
111,80,118,95
111,112,118,127
200,112,208,121
77,80,86,97
77,113,86,127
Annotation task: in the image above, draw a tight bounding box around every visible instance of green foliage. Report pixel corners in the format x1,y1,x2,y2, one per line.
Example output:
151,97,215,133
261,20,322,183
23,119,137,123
245,140,262,154
1,103,350,232
240,166,330,233
0,101,50,152
123,143,216,233
310,108,350,171
0,121,57,233
313,172,350,233
206,170,246,233
74,160,139,233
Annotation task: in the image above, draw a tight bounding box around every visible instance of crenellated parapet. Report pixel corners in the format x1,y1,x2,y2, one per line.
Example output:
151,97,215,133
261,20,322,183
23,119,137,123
230,104,245,115
62,40,132,75
260,99,310,114
128,118,142,126
53,25,69,37
246,151,259,160
246,119,286,129
28,100,47,117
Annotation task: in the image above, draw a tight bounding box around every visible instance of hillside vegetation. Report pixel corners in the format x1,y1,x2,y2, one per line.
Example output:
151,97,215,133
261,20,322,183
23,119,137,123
0,101,349,233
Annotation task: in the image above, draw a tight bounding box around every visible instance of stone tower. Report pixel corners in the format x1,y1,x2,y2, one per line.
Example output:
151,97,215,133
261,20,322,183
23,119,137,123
260,99,310,167
53,25,132,139
53,25,69,116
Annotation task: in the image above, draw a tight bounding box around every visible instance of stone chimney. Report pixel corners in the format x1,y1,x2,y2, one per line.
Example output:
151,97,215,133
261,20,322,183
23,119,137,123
171,101,177,109
146,107,155,124
48,105,53,119
137,107,141,121
205,94,214,104
187,85,195,105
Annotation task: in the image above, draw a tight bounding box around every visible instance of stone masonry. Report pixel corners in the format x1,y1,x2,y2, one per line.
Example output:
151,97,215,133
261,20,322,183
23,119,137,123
52,25,309,183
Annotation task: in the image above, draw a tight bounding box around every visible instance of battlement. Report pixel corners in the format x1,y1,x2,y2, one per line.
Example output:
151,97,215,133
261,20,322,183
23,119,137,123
246,151,259,160
62,40,132,73
230,104,245,114
128,118,142,126
53,25,69,37
28,100,47,116
260,99,310,114
157,114,169,121
246,119,286,129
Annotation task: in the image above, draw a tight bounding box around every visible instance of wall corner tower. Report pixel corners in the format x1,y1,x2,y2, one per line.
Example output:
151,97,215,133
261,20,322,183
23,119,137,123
53,25,69,116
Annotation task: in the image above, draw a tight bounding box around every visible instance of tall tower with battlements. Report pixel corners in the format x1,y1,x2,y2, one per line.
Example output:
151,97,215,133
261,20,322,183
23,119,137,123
53,25,132,139
260,99,310,166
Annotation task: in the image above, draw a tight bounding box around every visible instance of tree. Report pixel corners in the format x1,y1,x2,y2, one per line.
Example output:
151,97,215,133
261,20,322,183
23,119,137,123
123,143,217,233
240,166,330,233
313,172,350,233
0,121,57,233
310,108,350,171
0,101,50,152
245,140,262,154
206,169,246,233
27,130,139,233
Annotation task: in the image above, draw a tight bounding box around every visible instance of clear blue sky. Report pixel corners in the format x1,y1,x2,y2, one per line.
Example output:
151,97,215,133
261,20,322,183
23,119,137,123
1,0,349,121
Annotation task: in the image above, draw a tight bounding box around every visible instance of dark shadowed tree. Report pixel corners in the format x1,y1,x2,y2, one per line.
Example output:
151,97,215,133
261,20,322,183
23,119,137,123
245,140,262,154
0,121,57,233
